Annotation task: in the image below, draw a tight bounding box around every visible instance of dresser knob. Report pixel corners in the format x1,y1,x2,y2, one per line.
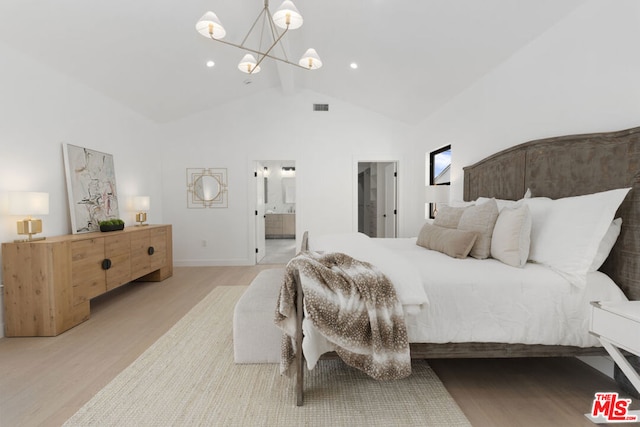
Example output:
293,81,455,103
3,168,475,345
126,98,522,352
148,246,155,256
102,259,112,270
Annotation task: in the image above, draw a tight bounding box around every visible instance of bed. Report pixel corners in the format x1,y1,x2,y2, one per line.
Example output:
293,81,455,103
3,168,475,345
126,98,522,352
276,125,640,405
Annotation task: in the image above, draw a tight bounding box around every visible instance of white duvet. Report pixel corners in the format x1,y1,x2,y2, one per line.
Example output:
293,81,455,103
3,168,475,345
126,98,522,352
309,233,429,313
303,233,628,369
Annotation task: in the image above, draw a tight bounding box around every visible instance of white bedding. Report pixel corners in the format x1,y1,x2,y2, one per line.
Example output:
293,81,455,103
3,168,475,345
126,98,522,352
309,232,429,313
303,233,628,369
376,237,628,346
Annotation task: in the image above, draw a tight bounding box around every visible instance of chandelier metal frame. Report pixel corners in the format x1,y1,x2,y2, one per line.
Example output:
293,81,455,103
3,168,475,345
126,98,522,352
196,0,322,75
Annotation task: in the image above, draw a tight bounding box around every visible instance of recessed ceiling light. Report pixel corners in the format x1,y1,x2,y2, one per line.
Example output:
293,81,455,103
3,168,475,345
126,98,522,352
350,62,358,69
206,60,215,68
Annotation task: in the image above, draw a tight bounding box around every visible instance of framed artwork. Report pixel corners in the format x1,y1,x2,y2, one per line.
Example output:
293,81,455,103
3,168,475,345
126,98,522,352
429,145,451,219
187,168,228,208
63,143,120,233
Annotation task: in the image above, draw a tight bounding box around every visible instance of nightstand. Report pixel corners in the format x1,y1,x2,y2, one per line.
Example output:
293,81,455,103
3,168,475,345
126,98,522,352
590,301,640,395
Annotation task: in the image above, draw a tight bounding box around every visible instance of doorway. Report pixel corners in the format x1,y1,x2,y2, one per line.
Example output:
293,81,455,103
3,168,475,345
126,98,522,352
256,160,297,264
357,162,397,238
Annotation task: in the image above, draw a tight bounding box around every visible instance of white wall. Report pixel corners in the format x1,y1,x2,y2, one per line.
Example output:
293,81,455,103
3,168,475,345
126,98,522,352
158,89,419,266
0,42,164,337
418,0,640,202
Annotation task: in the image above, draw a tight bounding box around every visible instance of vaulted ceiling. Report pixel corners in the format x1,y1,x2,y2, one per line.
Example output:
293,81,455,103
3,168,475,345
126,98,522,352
0,0,586,124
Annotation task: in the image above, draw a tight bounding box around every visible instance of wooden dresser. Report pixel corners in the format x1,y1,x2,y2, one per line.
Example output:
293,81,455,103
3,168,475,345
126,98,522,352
2,224,173,337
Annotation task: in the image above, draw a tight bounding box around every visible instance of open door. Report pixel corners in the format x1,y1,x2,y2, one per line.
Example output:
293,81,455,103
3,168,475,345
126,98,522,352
357,161,397,238
358,167,372,235
384,162,397,238
255,163,266,263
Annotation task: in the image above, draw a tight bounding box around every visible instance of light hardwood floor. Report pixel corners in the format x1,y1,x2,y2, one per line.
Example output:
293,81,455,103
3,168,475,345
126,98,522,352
0,266,636,427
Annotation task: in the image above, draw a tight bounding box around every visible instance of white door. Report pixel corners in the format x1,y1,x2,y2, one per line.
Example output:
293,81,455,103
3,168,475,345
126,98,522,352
384,163,397,237
362,168,372,236
255,163,266,263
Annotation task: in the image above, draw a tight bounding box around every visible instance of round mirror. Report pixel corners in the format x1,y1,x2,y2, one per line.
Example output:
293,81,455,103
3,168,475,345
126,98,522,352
194,175,221,201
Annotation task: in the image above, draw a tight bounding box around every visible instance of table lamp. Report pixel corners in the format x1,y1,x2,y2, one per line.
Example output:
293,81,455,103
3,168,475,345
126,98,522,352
425,185,450,217
9,191,49,242
133,196,150,226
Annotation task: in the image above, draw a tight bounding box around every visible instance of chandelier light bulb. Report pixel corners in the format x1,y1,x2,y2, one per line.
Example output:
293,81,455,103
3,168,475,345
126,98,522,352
238,54,261,74
299,48,322,70
273,1,303,30
196,12,226,39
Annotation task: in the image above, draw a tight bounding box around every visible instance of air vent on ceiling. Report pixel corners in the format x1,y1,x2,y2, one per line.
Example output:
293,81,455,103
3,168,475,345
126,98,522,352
313,103,329,112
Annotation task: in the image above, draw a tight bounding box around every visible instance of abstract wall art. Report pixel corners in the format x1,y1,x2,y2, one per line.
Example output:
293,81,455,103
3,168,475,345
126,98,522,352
63,143,120,233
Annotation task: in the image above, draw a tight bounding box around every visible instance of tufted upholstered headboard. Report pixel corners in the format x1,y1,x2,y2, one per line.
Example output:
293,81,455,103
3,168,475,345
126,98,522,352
463,126,640,300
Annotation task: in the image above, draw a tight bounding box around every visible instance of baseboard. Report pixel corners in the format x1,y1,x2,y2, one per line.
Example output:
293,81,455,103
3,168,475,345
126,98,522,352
174,258,254,267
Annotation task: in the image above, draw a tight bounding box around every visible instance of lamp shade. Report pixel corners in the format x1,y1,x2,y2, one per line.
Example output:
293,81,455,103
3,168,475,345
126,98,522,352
196,11,227,39
299,48,322,70
238,54,261,74
9,192,49,216
273,1,303,30
133,196,150,211
424,185,450,204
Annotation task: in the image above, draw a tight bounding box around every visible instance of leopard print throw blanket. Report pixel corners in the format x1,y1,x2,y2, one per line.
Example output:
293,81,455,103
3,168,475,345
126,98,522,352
274,251,411,381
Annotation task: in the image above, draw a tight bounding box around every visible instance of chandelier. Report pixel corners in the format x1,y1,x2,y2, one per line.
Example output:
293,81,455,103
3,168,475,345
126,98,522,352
196,0,323,75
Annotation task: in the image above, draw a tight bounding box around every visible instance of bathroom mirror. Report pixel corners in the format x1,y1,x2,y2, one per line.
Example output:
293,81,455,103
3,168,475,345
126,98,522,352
187,168,228,208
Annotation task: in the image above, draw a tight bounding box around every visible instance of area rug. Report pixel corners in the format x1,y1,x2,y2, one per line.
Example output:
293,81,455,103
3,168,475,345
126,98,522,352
64,286,471,427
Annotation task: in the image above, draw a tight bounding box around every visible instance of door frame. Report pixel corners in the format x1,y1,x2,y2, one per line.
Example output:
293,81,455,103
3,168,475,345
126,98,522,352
255,161,266,263
352,158,400,237
248,159,298,265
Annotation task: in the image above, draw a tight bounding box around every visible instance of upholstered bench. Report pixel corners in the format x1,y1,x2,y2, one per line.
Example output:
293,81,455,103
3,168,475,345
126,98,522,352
233,268,284,364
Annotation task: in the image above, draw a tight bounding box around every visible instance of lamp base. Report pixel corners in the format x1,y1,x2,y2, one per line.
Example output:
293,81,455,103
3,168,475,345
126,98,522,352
14,235,46,243
135,212,148,226
15,219,45,242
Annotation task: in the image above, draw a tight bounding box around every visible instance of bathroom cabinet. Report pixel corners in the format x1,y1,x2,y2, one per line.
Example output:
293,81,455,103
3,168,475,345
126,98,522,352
265,214,295,238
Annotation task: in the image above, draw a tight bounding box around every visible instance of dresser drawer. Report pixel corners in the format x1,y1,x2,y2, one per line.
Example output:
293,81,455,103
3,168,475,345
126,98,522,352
590,301,640,355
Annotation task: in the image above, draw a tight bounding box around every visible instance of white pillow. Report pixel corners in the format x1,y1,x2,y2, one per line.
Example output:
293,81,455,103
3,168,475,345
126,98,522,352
476,190,531,212
490,204,532,268
524,188,630,288
477,196,525,212
447,200,475,208
589,218,622,272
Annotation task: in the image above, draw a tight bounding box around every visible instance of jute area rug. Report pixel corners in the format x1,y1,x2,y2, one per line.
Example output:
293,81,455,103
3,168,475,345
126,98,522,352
64,285,471,427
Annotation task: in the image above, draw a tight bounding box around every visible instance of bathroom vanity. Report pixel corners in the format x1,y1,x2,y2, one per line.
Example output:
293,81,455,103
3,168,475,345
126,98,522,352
265,213,295,238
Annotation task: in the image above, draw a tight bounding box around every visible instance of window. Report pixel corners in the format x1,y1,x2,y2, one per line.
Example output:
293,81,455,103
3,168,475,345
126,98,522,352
428,145,451,218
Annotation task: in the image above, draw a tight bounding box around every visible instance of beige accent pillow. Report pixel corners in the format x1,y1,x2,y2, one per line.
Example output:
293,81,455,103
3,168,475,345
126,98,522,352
457,198,499,259
490,204,532,268
433,205,468,229
416,223,478,259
